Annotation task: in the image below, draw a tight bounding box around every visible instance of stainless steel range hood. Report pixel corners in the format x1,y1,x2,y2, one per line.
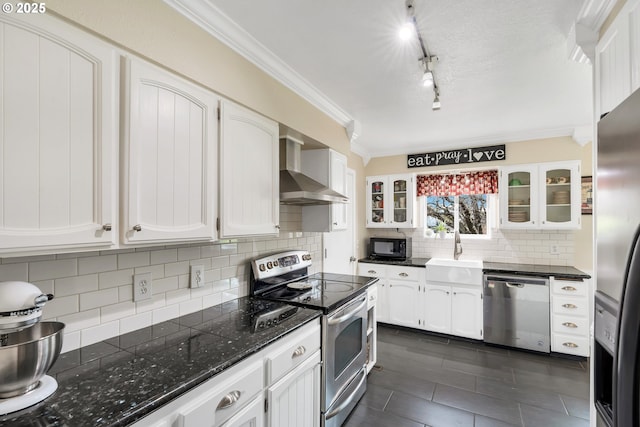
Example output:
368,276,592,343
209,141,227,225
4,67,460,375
280,137,348,205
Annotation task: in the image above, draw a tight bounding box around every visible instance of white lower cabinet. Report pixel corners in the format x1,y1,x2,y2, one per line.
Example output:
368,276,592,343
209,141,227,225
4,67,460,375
221,395,264,427
422,284,451,333
387,280,419,328
130,320,321,427
266,351,321,427
550,277,590,356
421,285,482,339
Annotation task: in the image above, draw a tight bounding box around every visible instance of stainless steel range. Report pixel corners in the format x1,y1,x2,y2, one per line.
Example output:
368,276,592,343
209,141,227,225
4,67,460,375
251,250,377,427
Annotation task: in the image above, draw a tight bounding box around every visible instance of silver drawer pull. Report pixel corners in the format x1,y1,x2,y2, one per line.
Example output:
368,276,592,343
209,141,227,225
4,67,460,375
562,303,578,309
292,346,306,358
561,286,577,292
369,295,375,301
102,223,112,231
399,272,408,277
217,390,242,410
562,322,578,328
367,270,377,274
563,342,579,348
132,224,142,232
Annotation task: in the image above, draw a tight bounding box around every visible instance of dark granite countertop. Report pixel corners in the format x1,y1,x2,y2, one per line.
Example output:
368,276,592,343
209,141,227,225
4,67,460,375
358,257,430,268
0,297,321,427
483,262,591,279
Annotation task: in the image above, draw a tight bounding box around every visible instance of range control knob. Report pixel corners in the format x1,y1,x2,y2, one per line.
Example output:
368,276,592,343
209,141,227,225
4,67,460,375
267,262,273,269
273,260,279,266
259,264,266,272
258,321,265,329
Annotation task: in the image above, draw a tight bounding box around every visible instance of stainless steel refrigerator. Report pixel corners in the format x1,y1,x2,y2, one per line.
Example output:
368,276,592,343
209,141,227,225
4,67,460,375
595,87,640,427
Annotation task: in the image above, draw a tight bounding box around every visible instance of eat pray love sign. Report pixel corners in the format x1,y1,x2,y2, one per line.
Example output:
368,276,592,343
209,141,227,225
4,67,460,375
407,144,506,168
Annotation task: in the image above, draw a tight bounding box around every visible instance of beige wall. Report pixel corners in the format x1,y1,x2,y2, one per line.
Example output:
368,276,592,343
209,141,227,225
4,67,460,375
364,136,594,272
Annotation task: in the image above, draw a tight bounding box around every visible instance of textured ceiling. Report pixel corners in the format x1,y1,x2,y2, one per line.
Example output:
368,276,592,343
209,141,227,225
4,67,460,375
204,0,591,158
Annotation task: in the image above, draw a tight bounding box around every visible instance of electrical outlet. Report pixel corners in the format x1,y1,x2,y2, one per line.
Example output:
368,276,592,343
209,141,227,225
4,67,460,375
133,272,152,302
550,245,560,255
190,265,204,288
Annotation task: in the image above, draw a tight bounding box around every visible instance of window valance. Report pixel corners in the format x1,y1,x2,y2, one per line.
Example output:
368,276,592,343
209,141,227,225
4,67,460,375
416,170,498,197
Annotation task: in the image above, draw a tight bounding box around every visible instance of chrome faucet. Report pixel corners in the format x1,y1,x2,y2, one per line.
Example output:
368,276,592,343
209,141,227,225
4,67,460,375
454,230,463,260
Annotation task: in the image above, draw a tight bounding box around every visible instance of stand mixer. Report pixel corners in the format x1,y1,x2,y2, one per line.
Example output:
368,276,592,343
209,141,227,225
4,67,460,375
0,281,64,415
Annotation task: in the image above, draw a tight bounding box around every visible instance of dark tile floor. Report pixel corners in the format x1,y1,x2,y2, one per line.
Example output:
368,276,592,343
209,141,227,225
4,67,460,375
345,325,590,427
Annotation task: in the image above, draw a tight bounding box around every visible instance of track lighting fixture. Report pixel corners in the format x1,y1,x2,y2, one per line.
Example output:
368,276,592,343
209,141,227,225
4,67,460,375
402,0,441,109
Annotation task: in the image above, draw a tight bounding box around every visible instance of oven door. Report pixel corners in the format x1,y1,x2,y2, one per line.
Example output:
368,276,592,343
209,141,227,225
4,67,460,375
322,294,368,410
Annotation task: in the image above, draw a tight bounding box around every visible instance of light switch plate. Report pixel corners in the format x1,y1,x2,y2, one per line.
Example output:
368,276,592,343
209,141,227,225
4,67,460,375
133,272,152,302
190,265,204,288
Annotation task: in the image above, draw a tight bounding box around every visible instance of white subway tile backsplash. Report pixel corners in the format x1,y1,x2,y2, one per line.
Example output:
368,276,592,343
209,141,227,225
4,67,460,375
99,269,134,289
81,321,119,347
120,312,153,334
78,255,117,275
101,301,136,323
119,285,134,302
221,266,237,279
30,259,77,281
165,288,191,305
178,246,201,261
61,331,81,352
134,264,165,279
153,276,179,294
150,249,178,265
33,280,54,295
43,295,79,319
80,288,119,311
179,298,202,315
152,304,180,324
220,243,237,255
203,292,223,309
136,294,166,313
0,262,28,281
165,261,190,277
58,309,100,333
200,245,220,258
118,251,150,269
56,274,99,297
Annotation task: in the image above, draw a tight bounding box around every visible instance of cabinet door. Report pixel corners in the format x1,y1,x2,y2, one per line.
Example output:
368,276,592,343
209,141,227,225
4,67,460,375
499,165,537,229
538,161,580,229
330,151,348,230
389,175,414,227
220,394,264,427
422,285,451,333
267,351,321,427
451,287,483,340
124,57,217,244
595,15,631,117
0,14,117,254
366,176,387,227
387,280,418,327
220,100,279,237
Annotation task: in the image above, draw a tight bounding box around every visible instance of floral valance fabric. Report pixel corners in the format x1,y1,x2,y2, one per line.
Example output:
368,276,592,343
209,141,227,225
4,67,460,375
416,170,499,197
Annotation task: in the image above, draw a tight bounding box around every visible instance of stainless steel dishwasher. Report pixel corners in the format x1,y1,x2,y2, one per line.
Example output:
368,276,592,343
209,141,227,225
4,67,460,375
483,274,550,353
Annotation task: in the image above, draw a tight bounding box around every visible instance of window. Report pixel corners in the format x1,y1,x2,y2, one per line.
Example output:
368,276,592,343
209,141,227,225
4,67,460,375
426,194,490,236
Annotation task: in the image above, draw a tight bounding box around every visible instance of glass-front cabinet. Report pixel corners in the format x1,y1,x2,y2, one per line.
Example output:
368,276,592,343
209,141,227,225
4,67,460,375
499,161,581,230
366,174,415,228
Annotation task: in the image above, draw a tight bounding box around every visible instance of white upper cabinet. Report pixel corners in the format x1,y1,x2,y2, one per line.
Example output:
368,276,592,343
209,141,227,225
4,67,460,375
596,0,640,118
219,100,279,237
366,174,415,228
301,149,348,232
122,57,218,245
0,14,118,255
500,161,581,230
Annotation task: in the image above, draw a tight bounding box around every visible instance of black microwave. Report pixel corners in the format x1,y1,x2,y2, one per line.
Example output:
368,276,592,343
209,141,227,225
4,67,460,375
369,237,412,260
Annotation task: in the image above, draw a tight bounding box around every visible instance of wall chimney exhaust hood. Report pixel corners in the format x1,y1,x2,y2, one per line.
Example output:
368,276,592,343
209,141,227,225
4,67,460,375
279,137,348,205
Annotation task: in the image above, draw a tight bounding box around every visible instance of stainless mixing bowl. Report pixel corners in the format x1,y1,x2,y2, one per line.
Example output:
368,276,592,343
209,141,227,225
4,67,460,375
0,321,64,398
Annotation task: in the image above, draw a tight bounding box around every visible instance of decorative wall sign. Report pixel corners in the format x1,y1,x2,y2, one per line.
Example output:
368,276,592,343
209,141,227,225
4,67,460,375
407,144,506,168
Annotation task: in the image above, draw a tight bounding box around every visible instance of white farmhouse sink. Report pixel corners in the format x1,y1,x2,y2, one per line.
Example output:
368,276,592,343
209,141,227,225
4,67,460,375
426,258,483,286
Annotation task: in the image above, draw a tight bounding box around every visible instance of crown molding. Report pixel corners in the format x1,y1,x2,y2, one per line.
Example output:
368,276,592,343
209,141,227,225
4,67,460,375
568,0,618,63
163,0,354,130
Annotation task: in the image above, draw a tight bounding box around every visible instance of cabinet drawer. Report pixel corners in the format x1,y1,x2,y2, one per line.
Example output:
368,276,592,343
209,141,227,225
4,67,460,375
552,296,588,316
266,321,320,384
179,360,263,427
387,266,420,281
358,263,386,278
551,279,588,297
367,284,378,310
552,314,589,336
552,333,589,357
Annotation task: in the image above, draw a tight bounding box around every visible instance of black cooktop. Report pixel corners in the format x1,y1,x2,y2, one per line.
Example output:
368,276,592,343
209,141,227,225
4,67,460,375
257,272,377,314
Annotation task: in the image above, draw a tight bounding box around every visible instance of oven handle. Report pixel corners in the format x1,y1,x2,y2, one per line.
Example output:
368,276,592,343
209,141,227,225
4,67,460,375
327,296,367,326
325,368,367,420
